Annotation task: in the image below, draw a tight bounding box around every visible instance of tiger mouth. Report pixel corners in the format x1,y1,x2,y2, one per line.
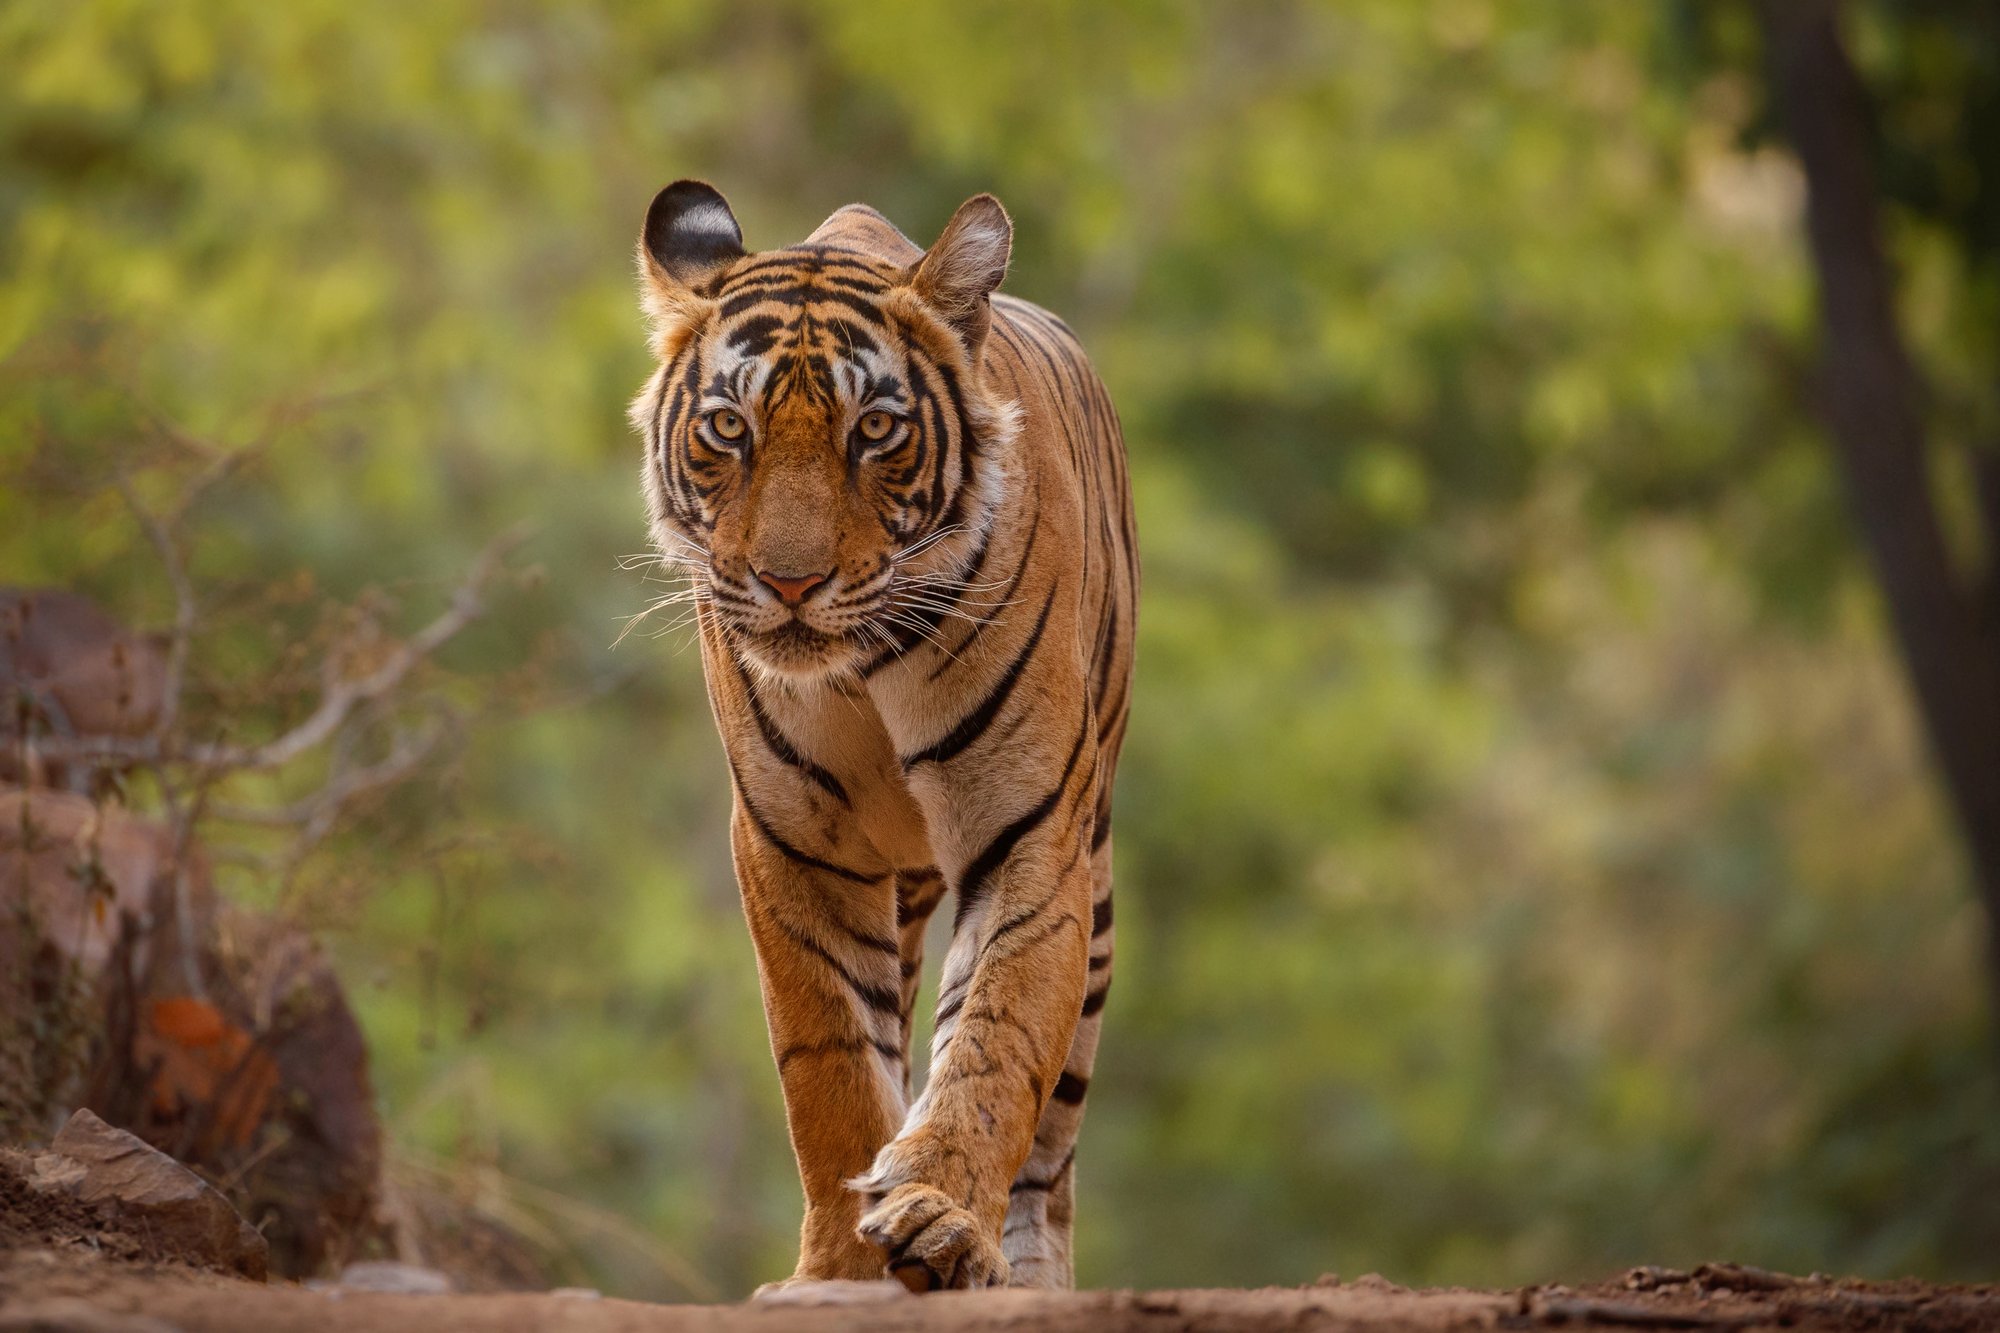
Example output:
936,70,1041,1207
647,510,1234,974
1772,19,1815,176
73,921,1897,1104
759,620,840,651
734,617,859,677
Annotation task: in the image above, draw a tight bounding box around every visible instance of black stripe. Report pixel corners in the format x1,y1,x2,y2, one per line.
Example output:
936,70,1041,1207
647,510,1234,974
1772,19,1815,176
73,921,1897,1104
897,894,943,927
911,353,955,529
776,1035,903,1071
1009,1149,1076,1195
1093,611,1120,713
772,917,901,1017
1051,1071,1089,1104
724,314,785,355
896,876,947,926
859,514,996,679
1081,983,1109,1017
1091,896,1113,937
927,350,985,460
728,756,880,886
859,509,993,678
820,271,894,294
935,507,1038,678
717,252,891,289
841,923,899,956
954,720,1092,929
739,889,902,1021
986,900,1052,947
735,658,850,805
901,586,1056,769
822,316,880,356
719,283,891,326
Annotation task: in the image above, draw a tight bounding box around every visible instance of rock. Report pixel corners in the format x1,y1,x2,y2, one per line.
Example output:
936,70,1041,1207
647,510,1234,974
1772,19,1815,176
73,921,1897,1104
325,1261,454,1294
38,1109,266,1280
0,587,170,791
1349,1273,1409,1294
0,788,215,1141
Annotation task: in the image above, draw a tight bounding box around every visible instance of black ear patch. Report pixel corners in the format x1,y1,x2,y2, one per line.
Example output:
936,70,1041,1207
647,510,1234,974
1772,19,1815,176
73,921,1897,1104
642,180,746,290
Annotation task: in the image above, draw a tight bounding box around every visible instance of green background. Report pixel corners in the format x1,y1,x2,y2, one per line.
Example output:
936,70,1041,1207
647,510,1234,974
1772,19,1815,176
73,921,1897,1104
5,0,1996,1298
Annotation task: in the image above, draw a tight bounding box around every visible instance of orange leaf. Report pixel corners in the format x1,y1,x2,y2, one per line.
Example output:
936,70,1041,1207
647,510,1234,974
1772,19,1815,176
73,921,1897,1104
147,996,229,1047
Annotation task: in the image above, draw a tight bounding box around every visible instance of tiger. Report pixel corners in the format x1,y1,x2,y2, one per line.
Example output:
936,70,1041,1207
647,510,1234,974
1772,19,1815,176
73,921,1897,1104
627,180,1137,1294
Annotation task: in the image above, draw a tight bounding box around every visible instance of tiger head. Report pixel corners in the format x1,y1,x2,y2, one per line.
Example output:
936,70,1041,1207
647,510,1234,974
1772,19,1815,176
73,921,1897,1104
631,181,1020,683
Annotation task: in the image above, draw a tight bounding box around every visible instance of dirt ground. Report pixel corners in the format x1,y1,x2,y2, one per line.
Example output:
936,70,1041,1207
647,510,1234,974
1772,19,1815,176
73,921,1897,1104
4,1246,1998,1333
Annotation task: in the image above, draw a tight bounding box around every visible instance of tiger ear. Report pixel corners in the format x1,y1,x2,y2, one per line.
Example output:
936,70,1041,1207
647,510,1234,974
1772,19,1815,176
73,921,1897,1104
907,194,1012,353
638,180,745,325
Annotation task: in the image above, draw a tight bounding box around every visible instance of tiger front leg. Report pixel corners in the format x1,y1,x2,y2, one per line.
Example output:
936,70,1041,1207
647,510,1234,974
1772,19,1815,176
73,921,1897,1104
849,727,1097,1291
730,809,910,1287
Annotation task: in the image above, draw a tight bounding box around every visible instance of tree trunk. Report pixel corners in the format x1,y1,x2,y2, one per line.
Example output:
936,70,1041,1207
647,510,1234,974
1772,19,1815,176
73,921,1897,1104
1761,0,2000,1021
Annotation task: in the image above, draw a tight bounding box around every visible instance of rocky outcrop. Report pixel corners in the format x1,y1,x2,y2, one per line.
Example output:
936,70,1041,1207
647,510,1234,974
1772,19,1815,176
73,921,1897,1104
5,1109,268,1281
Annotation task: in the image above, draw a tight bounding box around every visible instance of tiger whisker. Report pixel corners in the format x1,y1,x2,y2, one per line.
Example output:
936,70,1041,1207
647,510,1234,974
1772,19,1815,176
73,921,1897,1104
897,591,1022,611
649,608,706,643
893,524,969,563
888,595,996,624
906,566,1009,584
614,586,714,648
877,609,962,664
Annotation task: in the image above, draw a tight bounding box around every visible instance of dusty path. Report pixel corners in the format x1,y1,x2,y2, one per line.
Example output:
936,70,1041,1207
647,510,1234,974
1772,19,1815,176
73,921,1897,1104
5,1250,1998,1333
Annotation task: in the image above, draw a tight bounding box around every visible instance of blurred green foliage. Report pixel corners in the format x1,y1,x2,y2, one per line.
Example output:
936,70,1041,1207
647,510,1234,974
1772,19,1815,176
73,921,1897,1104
4,0,1997,1298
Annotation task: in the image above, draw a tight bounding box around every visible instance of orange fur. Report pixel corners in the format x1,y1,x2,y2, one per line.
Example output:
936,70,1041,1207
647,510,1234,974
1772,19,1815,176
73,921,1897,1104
631,184,1136,1292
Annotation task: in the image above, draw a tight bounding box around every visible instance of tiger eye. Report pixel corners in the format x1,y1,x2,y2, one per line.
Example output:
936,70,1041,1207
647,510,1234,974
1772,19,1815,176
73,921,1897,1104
858,410,896,443
708,408,747,442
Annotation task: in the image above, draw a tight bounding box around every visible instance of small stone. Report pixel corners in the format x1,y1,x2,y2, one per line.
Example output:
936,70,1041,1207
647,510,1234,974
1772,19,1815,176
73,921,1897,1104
333,1261,455,1294
1349,1273,1407,1293
549,1288,602,1300
1626,1265,1691,1291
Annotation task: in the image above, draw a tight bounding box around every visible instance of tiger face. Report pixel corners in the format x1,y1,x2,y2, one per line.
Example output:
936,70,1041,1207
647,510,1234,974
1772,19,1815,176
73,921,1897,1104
632,182,1018,682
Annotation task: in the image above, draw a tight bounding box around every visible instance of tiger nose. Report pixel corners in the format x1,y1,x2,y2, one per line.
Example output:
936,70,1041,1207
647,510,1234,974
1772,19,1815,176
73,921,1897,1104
754,568,831,606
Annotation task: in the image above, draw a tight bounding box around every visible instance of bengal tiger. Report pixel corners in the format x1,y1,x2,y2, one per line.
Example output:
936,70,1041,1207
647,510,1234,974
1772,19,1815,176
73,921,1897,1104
628,181,1137,1293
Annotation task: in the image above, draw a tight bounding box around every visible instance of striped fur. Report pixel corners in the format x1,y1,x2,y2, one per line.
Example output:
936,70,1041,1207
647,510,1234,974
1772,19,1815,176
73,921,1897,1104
630,183,1136,1293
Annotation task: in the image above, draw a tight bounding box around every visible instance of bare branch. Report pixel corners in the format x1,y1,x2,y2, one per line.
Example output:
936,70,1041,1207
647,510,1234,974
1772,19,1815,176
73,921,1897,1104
113,474,196,740
162,773,213,999
37,526,528,773
210,714,452,830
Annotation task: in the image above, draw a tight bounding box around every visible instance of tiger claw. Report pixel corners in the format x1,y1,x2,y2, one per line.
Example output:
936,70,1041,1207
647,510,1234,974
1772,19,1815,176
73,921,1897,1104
856,1182,1009,1292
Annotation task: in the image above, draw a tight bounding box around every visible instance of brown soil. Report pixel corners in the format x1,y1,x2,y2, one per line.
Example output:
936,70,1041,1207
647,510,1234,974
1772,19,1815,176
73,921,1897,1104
3,1247,1997,1333
0,1149,217,1273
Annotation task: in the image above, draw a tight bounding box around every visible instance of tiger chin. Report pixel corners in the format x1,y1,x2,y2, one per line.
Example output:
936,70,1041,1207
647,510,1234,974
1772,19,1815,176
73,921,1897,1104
628,180,1136,1294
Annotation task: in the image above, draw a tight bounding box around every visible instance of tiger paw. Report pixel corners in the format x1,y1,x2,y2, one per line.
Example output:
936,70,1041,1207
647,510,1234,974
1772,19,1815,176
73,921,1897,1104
856,1182,1009,1291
